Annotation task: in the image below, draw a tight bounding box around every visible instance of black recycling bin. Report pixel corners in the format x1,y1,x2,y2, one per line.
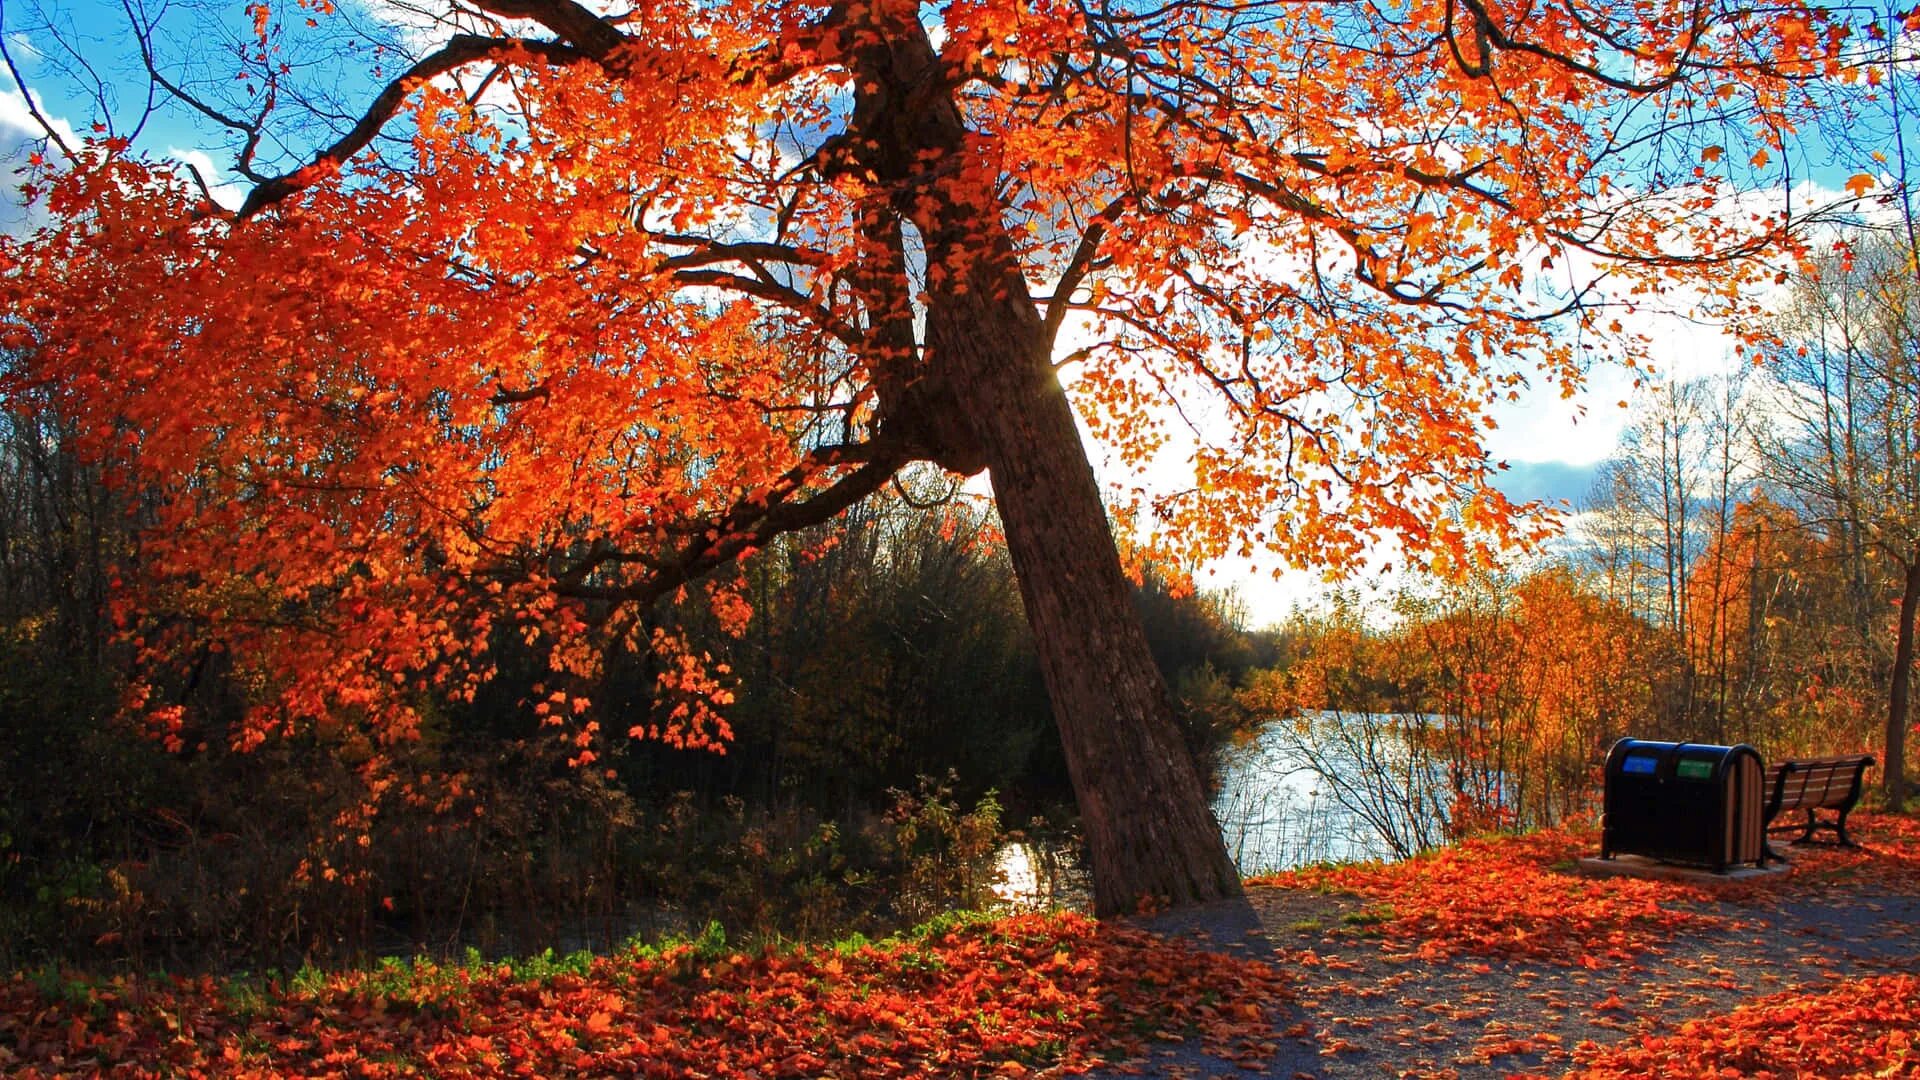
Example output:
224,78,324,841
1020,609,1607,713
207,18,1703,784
1601,739,1770,871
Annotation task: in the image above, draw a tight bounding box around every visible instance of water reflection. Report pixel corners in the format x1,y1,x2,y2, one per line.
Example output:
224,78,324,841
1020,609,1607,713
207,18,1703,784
989,839,1090,910
988,712,1453,911
991,843,1040,904
1213,711,1454,873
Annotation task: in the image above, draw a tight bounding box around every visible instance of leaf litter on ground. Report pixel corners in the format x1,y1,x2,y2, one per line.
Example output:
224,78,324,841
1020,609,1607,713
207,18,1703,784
0,910,1290,1078
8,815,1920,1078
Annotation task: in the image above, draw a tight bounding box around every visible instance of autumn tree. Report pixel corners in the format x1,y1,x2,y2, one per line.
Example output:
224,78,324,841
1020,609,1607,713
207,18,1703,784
1392,569,1660,829
1236,569,1663,851
0,0,1853,911
1614,383,1711,641
1759,235,1920,806
1687,373,1759,740
1683,495,1875,754
1733,1,1920,805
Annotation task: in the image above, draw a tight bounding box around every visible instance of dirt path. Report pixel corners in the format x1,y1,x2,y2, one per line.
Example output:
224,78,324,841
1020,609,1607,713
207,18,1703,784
1093,815,1920,1079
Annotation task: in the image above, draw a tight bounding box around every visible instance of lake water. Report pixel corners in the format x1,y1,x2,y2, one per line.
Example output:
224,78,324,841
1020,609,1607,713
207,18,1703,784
993,711,1453,907
1212,711,1453,872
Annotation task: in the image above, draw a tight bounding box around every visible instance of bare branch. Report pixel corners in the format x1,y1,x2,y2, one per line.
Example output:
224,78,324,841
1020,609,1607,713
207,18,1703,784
118,0,271,182
0,27,72,160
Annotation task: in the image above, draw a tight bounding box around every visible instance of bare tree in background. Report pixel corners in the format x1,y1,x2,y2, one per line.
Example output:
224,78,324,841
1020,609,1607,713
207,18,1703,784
1760,235,1920,807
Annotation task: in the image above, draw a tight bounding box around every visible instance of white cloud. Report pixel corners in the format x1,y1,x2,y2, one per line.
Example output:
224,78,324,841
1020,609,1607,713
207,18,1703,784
164,145,250,210
0,85,80,237
1486,175,1858,477
0,84,80,151
6,33,43,67
346,0,459,54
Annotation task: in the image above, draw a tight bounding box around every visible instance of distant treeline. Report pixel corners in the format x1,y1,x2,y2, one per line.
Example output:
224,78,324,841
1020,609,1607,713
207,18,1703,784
1248,235,1920,842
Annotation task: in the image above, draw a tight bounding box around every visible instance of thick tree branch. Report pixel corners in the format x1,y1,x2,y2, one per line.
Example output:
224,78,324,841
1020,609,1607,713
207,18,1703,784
465,0,626,59
554,442,908,605
237,35,587,218
656,239,832,273
1045,212,1116,348
1451,0,1710,92
671,268,863,348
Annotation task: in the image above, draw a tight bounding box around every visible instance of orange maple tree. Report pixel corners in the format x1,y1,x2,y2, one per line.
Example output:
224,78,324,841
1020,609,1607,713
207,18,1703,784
0,0,1853,911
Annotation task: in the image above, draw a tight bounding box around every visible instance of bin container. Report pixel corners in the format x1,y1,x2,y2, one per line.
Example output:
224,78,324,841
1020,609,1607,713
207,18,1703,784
1601,739,1769,871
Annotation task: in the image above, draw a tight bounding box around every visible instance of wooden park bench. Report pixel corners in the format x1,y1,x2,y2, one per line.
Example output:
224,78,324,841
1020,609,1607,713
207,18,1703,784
1763,754,1876,848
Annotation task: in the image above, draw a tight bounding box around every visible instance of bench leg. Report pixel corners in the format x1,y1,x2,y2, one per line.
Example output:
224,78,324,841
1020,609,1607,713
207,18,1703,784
1799,809,1817,843
1835,805,1860,848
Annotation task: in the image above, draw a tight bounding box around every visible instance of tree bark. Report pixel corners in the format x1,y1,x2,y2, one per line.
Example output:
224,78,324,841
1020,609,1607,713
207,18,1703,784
835,0,1243,916
1886,553,1918,809
939,288,1244,916
983,340,1243,913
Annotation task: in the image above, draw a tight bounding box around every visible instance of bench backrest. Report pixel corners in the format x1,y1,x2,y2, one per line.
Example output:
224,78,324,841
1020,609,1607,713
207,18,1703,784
1766,755,1874,812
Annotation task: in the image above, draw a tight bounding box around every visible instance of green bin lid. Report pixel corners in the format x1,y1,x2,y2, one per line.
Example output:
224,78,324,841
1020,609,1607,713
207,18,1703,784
1676,758,1713,781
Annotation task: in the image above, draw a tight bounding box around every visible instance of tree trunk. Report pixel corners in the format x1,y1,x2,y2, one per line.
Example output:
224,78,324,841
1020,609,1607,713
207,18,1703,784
842,0,1243,915
910,212,1243,914
1886,554,1918,809
954,305,1245,916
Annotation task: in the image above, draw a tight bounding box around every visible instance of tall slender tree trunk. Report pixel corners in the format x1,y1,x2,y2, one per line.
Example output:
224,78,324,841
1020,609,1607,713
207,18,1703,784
845,0,1243,916
974,334,1244,914
917,227,1243,916
1886,554,1918,809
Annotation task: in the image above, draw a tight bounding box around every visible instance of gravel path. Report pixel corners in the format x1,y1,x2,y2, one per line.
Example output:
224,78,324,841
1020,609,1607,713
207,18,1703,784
1087,827,1920,1080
